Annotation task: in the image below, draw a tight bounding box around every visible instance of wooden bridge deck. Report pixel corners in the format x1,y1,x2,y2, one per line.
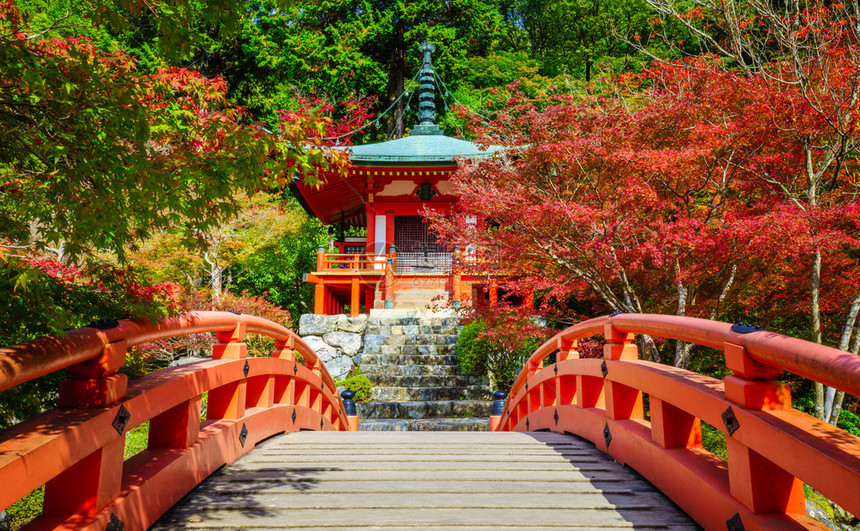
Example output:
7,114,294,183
153,431,699,530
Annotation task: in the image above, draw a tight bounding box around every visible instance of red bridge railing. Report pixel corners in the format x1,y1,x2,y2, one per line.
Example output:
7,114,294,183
0,311,358,530
493,313,860,531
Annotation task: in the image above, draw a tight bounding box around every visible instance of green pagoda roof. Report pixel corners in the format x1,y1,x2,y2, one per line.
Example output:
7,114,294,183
341,133,504,164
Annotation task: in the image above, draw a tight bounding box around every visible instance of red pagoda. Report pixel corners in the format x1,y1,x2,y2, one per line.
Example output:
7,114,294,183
293,42,503,316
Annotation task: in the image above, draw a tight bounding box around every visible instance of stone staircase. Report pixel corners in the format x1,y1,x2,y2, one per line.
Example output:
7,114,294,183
391,287,450,309
357,311,491,430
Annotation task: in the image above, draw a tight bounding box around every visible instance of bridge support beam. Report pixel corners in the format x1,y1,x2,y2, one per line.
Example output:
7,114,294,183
43,435,124,517
650,397,702,449
149,398,202,449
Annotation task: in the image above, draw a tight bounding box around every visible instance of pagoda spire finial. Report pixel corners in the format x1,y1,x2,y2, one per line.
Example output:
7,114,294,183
414,40,442,135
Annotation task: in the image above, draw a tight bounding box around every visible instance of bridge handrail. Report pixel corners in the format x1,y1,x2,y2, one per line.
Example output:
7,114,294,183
0,310,357,530
510,313,860,402
0,311,339,396
497,312,860,530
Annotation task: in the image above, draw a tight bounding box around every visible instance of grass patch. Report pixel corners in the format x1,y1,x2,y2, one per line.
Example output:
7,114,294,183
124,420,150,460
701,421,727,460
6,485,43,530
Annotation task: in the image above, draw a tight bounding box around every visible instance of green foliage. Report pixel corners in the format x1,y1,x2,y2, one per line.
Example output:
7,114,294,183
457,320,492,376
837,409,860,437
231,194,327,322
456,312,546,390
6,485,43,530
336,369,372,402
701,422,727,461
124,420,150,460
0,256,178,346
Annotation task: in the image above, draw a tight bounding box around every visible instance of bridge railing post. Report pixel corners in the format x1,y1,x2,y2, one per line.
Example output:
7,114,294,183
722,341,805,516
599,323,643,424
384,253,395,309
272,337,296,405
341,389,359,431
46,338,129,519
208,321,247,420
556,338,579,407
490,390,506,431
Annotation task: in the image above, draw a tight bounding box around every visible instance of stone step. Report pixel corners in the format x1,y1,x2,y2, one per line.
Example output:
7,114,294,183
359,353,457,366
365,344,457,357
368,316,461,327
366,334,459,347
372,386,491,401
358,400,492,420
358,418,490,431
365,374,485,388
361,364,461,377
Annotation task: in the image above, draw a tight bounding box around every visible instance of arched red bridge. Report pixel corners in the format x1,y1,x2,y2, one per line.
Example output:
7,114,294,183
0,312,857,529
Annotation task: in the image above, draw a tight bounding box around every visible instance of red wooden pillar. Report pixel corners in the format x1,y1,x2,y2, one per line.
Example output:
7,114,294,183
273,338,296,406
364,288,373,315
350,278,360,317
316,245,325,271
314,283,326,315
384,253,395,309
46,338,129,518
650,397,702,449
556,337,579,406
603,322,643,421
208,322,247,420
722,341,804,516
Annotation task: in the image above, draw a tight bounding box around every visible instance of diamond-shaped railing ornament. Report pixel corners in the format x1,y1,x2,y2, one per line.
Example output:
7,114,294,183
293,362,298,375
243,360,250,378
603,422,612,447
554,409,559,425
292,409,297,425
105,514,124,531
112,405,131,435
726,513,745,530
320,418,324,430
238,423,248,447
722,406,740,436
525,418,530,430
554,363,558,375
601,360,608,378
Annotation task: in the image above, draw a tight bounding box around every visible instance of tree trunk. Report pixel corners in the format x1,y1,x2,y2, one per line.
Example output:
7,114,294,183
811,249,825,420
674,259,691,368
825,291,860,424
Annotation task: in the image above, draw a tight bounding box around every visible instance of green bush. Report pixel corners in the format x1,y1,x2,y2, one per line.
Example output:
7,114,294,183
336,369,372,402
457,321,492,376
457,318,545,391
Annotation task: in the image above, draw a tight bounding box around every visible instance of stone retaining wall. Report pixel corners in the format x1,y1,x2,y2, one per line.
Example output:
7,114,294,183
298,314,368,379
297,311,462,380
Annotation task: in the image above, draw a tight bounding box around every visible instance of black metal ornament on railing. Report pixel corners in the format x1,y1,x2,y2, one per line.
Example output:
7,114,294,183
341,389,357,417
238,423,248,447
722,406,740,436
105,514,125,531
730,322,762,334
491,390,506,416
726,512,745,531
112,405,131,435
87,319,120,330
